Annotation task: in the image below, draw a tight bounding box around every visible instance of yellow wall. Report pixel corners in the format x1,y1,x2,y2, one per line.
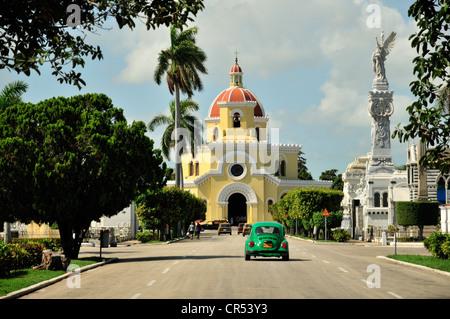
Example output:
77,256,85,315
26,222,60,238
179,92,301,224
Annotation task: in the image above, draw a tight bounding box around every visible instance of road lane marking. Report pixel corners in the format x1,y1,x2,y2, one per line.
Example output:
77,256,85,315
147,280,156,287
130,293,141,299
162,268,170,274
338,267,348,273
322,260,330,264
388,291,403,299
173,261,180,265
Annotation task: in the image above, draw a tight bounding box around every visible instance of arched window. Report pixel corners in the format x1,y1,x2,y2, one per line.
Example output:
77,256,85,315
280,160,286,177
212,127,219,141
267,199,273,212
255,127,260,141
189,162,194,176
374,193,380,207
382,192,388,207
233,112,241,128
195,162,199,176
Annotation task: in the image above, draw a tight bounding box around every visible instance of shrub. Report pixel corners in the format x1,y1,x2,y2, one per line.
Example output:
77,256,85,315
0,241,11,277
12,238,61,251
424,232,450,259
396,201,440,240
442,237,450,260
136,231,156,243
7,244,30,271
0,240,48,277
332,229,351,242
18,242,46,267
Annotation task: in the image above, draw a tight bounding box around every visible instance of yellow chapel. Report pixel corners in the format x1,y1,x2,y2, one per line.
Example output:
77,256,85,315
168,59,331,224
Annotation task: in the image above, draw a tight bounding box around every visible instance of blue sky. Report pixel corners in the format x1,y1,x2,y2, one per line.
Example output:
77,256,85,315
1,0,418,180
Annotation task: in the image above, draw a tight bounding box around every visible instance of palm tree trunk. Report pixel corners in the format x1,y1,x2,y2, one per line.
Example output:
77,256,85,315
174,84,183,188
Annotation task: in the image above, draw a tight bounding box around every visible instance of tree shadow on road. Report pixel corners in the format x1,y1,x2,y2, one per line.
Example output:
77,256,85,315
114,255,243,263
113,255,312,263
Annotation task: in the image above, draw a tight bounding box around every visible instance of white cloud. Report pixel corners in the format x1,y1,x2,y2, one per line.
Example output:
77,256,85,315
302,82,370,128
110,25,170,84
89,0,418,177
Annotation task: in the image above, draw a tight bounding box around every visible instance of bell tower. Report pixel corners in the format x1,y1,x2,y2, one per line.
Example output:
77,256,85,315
229,57,243,88
205,59,267,143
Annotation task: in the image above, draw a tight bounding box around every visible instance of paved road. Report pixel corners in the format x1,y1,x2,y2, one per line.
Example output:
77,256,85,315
20,228,450,300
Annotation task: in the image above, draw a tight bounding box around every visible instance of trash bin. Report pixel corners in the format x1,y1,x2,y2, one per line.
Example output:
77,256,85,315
100,229,110,248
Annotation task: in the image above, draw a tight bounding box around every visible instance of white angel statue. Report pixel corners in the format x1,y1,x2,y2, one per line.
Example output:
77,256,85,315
372,30,396,84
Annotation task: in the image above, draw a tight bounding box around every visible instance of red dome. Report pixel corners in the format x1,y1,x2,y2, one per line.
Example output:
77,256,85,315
230,64,242,73
208,87,264,118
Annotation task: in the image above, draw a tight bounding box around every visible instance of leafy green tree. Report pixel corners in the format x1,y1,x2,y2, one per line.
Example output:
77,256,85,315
396,201,440,240
393,0,450,173
0,80,29,243
269,188,343,235
154,25,207,188
297,152,313,180
148,98,200,161
331,174,344,191
312,211,343,233
319,169,338,181
0,93,166,258
319,169,343,190
0,0,205,89
136,187,205,240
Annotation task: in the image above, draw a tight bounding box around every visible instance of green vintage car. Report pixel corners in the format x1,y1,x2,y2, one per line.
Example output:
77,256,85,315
244,221,289,261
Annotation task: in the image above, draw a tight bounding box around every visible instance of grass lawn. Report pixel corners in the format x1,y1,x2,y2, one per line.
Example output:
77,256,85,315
386,254,450,273
0,256,104,297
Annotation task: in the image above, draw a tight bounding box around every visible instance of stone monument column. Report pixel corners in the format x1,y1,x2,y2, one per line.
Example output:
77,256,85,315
367,30,397,174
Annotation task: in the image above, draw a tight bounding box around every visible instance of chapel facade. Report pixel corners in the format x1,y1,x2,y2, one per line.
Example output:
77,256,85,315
169,59,331,224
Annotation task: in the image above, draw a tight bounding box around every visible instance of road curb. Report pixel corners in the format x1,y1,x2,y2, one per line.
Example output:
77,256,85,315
0,257,118,299
376,256,450,277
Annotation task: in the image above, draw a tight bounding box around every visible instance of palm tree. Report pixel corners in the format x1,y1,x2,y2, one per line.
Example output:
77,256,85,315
0,80,28,108
0,80,28,243
154,25,207,188
148,98,200,162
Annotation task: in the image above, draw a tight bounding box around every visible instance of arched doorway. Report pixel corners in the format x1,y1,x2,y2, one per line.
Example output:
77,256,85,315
218,182,257,224
228,193,247,225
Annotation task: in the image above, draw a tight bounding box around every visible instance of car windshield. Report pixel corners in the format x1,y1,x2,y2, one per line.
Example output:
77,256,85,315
254,226,280,235
220,224,230,227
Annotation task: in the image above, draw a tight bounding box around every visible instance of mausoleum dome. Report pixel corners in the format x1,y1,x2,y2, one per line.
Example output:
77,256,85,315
230,64,242,73
208,60,265,118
